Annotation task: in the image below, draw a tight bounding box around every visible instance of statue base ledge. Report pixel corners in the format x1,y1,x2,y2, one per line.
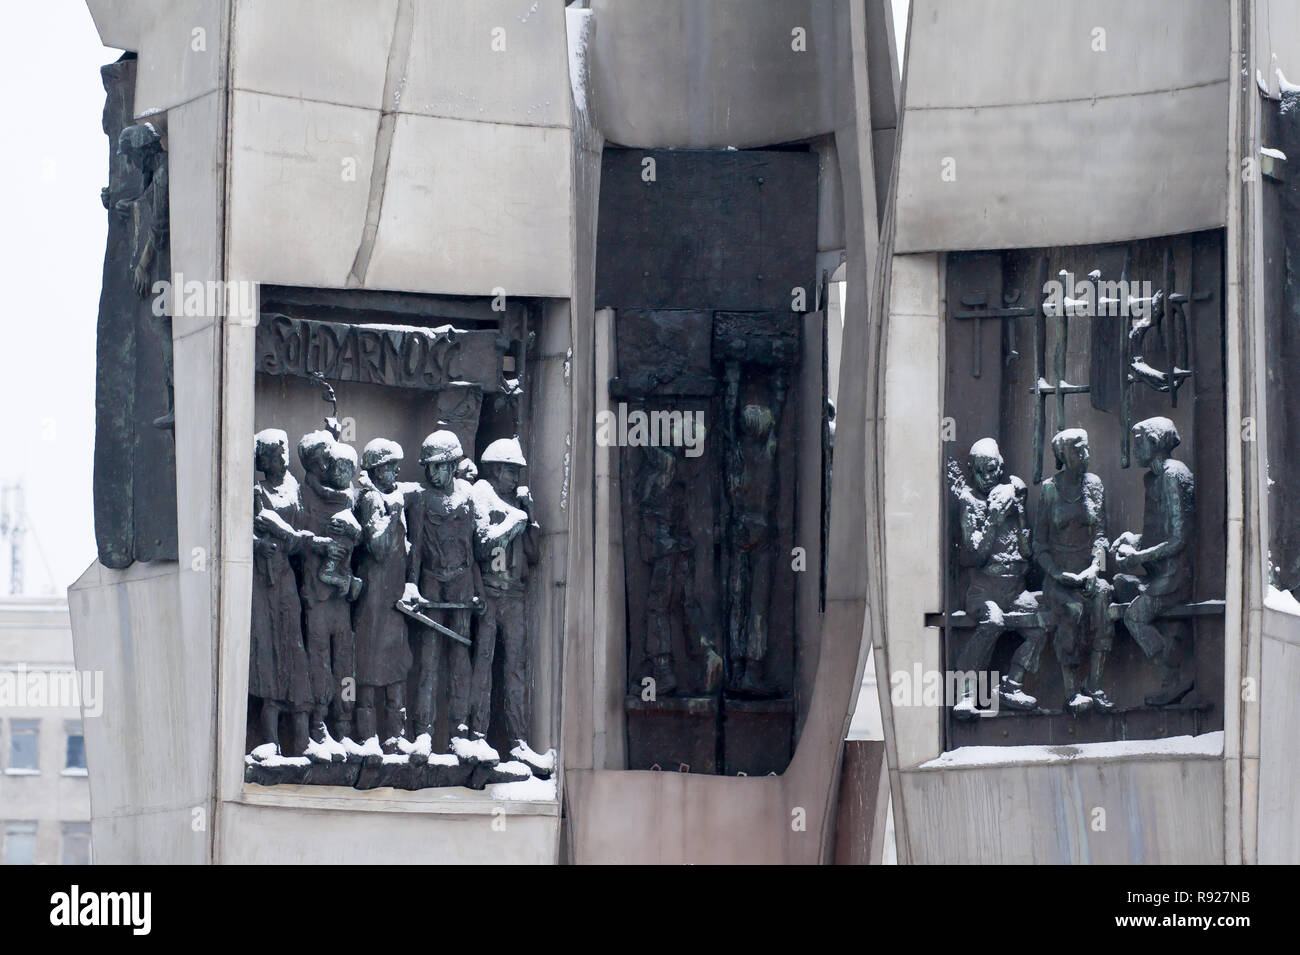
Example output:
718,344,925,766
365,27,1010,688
243,749,553,797
948,698,1216,748
238,780,559,816
919,729,1224,772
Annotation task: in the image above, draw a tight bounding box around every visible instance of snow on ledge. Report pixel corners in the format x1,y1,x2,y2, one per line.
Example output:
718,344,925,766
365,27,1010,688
919,731,1223,771
1266,585,1300,617
490,775,557,802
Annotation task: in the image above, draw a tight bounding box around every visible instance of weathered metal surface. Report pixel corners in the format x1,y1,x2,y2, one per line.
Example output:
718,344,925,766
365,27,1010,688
722,698,794,776
1264,94,1300,597
615,307,801,774
595,148,818,311
92,53,177,569
832,740,889,865
256,314,503,392
624,696,719,774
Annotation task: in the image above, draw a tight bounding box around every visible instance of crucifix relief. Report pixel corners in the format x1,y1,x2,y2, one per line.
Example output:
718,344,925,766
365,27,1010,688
614,308,803,776
594,146,820,777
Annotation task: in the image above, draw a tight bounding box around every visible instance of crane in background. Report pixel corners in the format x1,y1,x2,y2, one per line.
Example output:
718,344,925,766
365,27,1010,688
1,483,25,595
0,482,57,596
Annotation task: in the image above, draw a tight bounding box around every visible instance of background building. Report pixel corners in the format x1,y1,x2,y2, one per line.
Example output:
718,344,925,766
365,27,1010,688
0,597,91,865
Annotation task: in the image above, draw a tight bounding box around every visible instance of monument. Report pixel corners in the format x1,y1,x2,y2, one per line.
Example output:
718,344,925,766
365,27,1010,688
71,0,901,866
79,0,1300,869
601,148,822,777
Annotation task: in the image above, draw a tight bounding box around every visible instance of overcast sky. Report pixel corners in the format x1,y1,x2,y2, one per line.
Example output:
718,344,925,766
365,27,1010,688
0,1,908,598
0,2,108,595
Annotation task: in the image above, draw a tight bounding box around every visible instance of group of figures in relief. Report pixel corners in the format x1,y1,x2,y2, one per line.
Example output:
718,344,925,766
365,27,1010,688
246,423,551,777
949,416,1197,718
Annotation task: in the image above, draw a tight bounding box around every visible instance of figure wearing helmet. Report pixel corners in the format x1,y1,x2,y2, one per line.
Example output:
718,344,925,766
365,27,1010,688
403,430,483,745
351,438,413,750
468,438,545,768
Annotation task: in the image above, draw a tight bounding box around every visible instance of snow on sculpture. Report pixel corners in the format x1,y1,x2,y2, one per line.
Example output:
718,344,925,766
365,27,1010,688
948,438,1045,719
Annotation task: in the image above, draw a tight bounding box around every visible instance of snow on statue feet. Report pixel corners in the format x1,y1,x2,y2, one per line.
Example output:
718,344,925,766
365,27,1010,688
450,725,532,787
343,735,383,760
997,676,1038,712
510,739,557,779
305,729,349,763
1067,692,1094,715
250,742,279,761
952,693,981,721
450,725,500,765
397,732,433,759
245,742,309,771
246,722,551,790
1086,687,1116,712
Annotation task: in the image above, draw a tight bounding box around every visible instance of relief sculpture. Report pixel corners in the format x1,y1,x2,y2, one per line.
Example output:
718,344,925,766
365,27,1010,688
244,305,554,791
618,308,803,776
940,239,1224,747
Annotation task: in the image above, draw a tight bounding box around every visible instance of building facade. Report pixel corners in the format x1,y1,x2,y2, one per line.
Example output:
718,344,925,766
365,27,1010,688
0,597,91,865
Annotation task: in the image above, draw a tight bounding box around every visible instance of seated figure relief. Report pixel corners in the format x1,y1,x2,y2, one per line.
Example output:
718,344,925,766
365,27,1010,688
1113,416,1197,706
947,418,1198,718
949,438,1045,718
1035,429,1114,714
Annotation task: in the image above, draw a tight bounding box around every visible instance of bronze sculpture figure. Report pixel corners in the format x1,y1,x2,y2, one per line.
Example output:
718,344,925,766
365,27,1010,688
949,438,1045,718
402,430,483,746
469,438,547,769
634,440,722,697
298,432,361,741
115,121,173,430
353,438,413,750
1113,416,1197,705
249,429,313,756
1034,428,1114,714
723,362,786,698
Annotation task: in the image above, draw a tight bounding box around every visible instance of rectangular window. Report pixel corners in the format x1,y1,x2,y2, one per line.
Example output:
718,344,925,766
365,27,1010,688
60,822,91,866
7,720,39,774
3,821,37,866
64,721,86,773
